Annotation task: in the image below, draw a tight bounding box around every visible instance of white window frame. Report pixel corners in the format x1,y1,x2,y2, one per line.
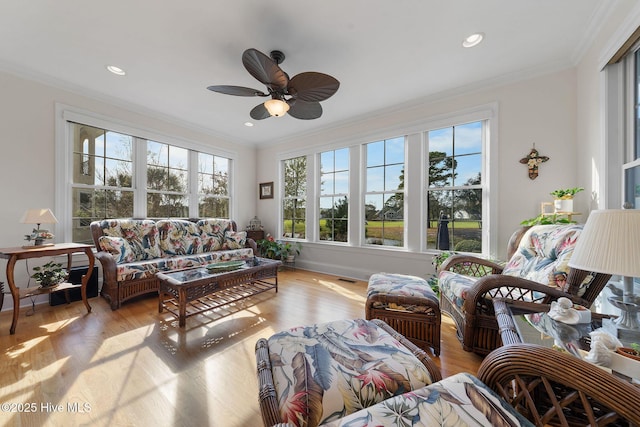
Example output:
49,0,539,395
55,104,237,243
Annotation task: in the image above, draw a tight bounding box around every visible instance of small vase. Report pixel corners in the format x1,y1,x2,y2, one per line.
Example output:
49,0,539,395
34,237,45,246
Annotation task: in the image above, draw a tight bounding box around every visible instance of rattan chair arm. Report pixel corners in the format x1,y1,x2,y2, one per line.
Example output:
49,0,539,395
478,344,640,426
463,275,580,314
440,254,504,275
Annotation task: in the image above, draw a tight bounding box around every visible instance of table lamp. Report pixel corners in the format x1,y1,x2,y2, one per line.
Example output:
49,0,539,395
20,208,58,246
568,209,640,340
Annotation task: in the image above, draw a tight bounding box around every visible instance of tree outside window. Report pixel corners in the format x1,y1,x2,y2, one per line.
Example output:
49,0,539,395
364,137,405,247
198,153,230,218
427,121,484,253
282,156,307,239
319,148,349,242
146,141,189,218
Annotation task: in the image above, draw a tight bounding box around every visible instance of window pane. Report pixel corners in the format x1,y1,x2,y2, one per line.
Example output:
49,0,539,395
284,156,307,198
385,137,405,164
385,164,403,191
335,148,349,170
320,174,334,195
147,141,168,166
428,127,453,156
199,196,229,218
367,141,384,167
334,171,349,194
454,154,482,186
104,131,132,160
169,146,188,169
454,122,482,155
199,153,214,174
366,166,384,192
320,151,334,173
147,193,188,218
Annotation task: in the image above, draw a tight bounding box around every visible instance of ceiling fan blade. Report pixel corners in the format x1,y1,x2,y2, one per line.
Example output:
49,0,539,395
250,103,271,120
242,48,288,91
288,72,340,102
287,100,323,120
207,85,267,97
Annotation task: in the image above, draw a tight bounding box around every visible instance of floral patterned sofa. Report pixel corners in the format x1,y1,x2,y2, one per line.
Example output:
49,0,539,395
90,218,257,310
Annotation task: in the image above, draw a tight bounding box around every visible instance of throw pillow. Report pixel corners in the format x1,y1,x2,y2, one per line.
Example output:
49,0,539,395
99,236,136,264
223,231,247,250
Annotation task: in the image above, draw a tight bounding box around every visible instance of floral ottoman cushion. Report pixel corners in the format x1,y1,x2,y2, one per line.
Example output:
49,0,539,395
266,318,438,426
323,372,534,427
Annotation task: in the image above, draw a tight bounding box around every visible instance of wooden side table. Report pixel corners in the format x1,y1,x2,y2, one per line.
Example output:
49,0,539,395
0,243,95,334
246,230,265,241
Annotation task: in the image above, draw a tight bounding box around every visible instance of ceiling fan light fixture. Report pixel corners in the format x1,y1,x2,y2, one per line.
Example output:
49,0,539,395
264,99,289,117
462,32,484,48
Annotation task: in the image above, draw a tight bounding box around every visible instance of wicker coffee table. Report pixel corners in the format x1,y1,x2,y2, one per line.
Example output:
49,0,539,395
157,257,280,327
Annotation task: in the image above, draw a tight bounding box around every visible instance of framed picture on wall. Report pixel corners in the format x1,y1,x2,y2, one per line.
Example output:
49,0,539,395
259,182,274,199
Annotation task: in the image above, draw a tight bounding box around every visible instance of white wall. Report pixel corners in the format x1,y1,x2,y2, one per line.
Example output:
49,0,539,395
0,71,257,310
257,69,579,280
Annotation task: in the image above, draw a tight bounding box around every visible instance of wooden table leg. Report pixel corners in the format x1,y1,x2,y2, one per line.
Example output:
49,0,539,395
81,248,94,313
7,255,19,334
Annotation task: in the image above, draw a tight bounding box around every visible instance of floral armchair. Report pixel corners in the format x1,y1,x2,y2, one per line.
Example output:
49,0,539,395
438,224,610,355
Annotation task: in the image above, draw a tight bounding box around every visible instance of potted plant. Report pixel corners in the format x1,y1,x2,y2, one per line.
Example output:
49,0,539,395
31,261,67,288
550,187,584,213
520,213,575,226
257,237,280,259
616,343,640,362
279,241,302,262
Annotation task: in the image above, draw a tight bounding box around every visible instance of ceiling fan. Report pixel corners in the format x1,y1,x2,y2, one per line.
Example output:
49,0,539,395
207,48,339,120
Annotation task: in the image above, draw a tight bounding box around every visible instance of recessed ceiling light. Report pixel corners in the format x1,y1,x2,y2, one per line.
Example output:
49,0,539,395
106,65,126,76
244,122,254,127
462,33,484,48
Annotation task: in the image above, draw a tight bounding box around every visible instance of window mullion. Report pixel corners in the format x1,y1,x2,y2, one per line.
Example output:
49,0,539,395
134,138,147,217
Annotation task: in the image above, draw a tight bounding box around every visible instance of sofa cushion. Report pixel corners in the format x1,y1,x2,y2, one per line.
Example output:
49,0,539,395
98,236,137,264
113,248,255,281
157,219,203,255
266,318,436,426
222,230,247,250
197,218,234,251
323,372,534,427
502,224,582,286
97,219,161,261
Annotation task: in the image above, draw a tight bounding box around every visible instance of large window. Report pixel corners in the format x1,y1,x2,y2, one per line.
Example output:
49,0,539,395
71,124,134,244
364,137,405,247
427,121,484,253
66,119,232,244
319,148,349,242
282,156,307,239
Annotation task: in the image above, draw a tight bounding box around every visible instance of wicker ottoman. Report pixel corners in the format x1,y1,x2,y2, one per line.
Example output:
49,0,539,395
365,272,441,356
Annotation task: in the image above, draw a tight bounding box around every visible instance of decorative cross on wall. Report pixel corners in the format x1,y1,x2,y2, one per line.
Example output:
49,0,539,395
519,145,549,180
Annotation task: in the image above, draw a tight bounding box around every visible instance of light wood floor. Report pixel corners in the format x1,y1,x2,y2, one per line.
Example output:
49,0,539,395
0,269,483,427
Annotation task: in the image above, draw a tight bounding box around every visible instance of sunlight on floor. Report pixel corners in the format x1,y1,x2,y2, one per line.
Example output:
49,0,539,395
316,279,366,303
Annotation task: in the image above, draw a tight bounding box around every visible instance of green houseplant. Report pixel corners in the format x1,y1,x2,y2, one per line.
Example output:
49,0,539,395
31,261,67,288
550,187,584,213
279,241,301,261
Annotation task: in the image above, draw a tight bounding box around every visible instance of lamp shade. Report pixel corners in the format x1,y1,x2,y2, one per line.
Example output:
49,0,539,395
20,208,58,225
568,209,640,278
264,99,290,117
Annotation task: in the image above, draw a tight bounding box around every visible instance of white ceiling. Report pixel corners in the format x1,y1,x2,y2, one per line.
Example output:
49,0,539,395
0,1,607,146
